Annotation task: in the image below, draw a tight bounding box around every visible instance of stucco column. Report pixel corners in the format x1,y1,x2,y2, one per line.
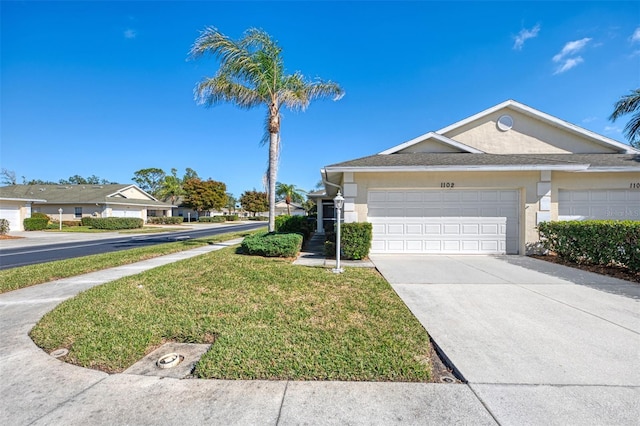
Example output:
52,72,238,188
536,170,552,225
316,199,324,234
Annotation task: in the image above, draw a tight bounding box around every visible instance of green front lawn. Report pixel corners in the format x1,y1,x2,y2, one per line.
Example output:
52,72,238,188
0,229,263,294
30,248,433,382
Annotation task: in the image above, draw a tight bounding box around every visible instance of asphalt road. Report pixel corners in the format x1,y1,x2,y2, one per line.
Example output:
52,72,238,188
0,222,266,270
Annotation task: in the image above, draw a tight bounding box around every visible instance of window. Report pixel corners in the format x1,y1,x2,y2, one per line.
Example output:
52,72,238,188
75,207,82,218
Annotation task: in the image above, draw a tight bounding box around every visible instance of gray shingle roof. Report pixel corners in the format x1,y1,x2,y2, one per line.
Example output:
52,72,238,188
326,153,640,169
0,184,172,207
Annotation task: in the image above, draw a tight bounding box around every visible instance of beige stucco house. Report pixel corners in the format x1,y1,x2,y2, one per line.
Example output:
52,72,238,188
320,100,640,255
0,184,172,231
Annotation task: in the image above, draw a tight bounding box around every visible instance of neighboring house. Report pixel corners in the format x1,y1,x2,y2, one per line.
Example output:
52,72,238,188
0,184,173,230
320,100,640,255
274,200,306,216
165,196,231,221
0,194,47,232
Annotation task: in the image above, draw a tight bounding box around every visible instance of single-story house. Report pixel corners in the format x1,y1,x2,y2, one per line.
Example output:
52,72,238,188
0,184,173,231
0,194,47,232
274,200,306,216
320,100,640,255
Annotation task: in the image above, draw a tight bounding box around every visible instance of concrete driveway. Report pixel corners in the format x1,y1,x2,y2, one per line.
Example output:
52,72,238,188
370,254,640,425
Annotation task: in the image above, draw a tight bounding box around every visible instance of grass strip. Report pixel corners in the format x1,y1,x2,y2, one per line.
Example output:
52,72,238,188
0,229,264,294
30,248,432,381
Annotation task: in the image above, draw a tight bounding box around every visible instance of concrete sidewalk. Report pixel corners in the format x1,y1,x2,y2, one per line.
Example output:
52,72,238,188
0,238,494,425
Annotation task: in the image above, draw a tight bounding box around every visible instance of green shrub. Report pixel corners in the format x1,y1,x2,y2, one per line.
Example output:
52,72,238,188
81,217,96,227
538,220,640,272
324,222,373,260
62,220,81,227
147,217,183,225
24,217,49,231
248,216,268,221
199,216,226,223
90,217,143,230
224,215,239,221
275,215,312,242
241,232,303,257
31,212,50,220
0,218,9,235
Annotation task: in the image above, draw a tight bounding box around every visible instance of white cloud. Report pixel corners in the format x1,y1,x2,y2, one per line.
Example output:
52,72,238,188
513,24,540,50
124,29,137,39
552,38,592,62
604,125,622,134
582,116,597,124
553,57,583,75
631,27,640,43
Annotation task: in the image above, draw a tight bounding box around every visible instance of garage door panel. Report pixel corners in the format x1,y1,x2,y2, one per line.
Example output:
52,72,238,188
559,190,640,221
462,224,480,235
406,224,422,234
369,189,519,254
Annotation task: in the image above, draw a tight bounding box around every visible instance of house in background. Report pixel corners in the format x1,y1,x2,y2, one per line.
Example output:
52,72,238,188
0,184,173,231
274,200,306,216
321,100,640,255
0,193,47,232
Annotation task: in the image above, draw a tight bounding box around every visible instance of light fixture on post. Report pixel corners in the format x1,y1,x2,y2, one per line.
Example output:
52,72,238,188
332,191,344,274
58,208,63,230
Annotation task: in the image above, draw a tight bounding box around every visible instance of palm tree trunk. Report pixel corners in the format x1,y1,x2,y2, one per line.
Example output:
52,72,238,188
268,131,278,232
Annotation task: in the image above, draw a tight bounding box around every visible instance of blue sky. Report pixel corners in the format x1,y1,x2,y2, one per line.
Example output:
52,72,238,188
2,1,639,198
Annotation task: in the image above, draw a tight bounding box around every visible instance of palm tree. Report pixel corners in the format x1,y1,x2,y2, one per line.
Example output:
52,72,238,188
189,27,344,232
275,182,306,215
157,168,184,205
610,88,640,148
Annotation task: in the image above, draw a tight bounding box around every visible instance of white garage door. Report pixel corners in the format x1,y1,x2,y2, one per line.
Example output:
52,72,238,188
368,189,519,254
111,208,142,218
0,205,21,232
559,190,640,221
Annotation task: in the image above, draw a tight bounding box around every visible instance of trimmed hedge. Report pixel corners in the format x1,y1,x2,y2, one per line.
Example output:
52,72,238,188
224,215,239,221
275,215,312,242
24,217,49,231
241,232,303,257
325,222,373,260
199,216,226,223
248,216,268,221
147,217,183,225
89,217,144,230
81,217,96,227
538,220,640,273
31,212,50,220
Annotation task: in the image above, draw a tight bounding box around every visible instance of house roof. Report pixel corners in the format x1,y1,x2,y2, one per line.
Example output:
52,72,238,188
0,184,172,208
326,153,640,172
381,100,639,155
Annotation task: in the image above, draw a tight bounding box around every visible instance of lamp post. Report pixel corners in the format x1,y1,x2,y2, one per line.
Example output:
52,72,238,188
332,191,344,274
58,208,63,230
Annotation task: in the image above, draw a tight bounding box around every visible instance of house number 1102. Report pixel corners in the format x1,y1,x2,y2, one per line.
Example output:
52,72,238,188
441,182,455,188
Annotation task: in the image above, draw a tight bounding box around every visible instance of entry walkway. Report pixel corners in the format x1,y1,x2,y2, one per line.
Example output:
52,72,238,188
0,239,492,425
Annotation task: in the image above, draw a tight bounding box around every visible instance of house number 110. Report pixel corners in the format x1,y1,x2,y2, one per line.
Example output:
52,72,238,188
441,182,455,188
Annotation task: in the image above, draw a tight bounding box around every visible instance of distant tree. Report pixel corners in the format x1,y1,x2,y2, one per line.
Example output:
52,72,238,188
239,190,268,217
183,167,199,182
275,182,306,215
302,198,316,214
225,192,237,213
610,88,640,148
59,174,108,185
24,178,57,185
132,168,166,196
190,27,344,232
1,168,17,185
157,168,185,204
183,178,227,214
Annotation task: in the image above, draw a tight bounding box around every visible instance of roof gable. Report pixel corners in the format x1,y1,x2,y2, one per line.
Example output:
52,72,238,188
438,100,636,154
379,132,483,154
381,100,637,156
